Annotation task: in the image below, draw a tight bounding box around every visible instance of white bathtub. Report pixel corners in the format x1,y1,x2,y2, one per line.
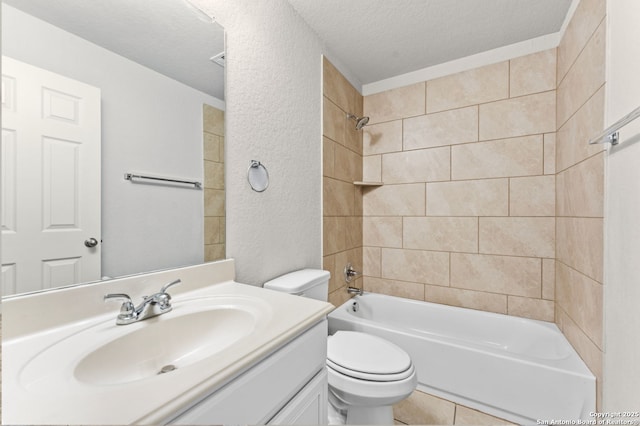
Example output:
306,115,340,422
328,293,595,425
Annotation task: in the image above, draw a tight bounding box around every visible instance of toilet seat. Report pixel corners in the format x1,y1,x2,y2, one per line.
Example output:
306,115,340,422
326,359,414,382
327,331,414,382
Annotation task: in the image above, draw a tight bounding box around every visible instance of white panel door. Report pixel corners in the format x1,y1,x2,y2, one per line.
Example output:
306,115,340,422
1,56,101,295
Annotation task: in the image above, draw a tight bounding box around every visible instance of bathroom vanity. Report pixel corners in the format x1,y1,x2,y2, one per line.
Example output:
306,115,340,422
2,259,334,425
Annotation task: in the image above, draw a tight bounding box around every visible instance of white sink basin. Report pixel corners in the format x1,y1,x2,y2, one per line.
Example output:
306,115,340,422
75,307,258,385
18,295,271,391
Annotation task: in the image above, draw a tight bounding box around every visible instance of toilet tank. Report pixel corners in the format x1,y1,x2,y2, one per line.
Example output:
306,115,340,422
263,269,330,301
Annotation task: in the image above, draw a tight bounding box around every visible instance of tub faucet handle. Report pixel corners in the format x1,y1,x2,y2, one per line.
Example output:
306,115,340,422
344,263,359,283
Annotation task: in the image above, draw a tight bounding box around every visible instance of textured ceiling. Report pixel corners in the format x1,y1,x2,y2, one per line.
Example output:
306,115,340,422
6,1,573,98
3,0,225,100
287,0,572,86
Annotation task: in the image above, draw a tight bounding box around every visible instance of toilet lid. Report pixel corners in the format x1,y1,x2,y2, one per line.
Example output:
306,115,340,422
327,331,413,380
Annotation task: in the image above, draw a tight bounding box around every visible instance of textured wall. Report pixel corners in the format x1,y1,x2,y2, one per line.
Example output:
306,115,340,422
193,0,324,285
554,0,606,409
361,50,557,321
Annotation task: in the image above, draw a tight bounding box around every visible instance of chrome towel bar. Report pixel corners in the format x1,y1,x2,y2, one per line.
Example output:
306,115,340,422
124,173,202,188
589,105,640,146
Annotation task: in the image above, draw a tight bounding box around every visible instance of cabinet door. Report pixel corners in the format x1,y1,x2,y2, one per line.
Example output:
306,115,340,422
269,369,328,425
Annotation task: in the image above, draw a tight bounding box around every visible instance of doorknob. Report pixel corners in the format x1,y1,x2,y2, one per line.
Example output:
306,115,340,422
84,237,99,248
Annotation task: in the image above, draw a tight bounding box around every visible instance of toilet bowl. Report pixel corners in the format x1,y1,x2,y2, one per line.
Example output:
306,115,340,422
327,331,417,424
264,269,417,425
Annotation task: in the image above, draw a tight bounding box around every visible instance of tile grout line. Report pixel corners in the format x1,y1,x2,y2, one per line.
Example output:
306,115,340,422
508,59,511,99
448,252,452,288
477,216,480,253
508,178,511,217
541,259,545,299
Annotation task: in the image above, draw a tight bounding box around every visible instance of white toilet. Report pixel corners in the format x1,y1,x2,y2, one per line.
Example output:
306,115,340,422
264,269,417,425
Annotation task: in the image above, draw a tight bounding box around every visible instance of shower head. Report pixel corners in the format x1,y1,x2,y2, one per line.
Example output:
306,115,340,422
347,113,370,130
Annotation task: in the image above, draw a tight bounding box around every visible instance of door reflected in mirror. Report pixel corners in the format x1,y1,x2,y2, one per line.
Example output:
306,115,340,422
1,0,225,296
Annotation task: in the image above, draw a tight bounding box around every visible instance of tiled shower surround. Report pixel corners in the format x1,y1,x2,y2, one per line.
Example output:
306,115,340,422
361,50,557,321
323,0,607,415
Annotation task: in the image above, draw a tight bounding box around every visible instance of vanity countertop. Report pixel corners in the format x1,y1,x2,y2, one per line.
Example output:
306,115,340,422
2,260,334,425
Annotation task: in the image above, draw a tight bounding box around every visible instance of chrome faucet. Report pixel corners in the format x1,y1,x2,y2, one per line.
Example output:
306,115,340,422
347,286,363,296
344,263,363,295
104,279,182,325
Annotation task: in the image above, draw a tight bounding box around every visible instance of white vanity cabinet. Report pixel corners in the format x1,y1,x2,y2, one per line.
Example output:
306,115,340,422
168,320,328,425
268,369,328,424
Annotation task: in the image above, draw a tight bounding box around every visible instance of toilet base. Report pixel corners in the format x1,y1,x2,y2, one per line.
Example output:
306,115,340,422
328,392,394,425
328,400,345,425
346,405,394,425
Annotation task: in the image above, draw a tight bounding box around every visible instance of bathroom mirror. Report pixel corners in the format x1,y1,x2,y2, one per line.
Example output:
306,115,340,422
1,0,225,296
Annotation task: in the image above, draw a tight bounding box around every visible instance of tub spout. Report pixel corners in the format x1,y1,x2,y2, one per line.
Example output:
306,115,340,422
347,286,363,296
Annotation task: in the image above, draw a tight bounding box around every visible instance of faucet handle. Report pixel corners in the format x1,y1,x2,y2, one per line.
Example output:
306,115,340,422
343,263,359,283
104,293,135,317
153,279,181,311
104,293,132,303
161,279,182,294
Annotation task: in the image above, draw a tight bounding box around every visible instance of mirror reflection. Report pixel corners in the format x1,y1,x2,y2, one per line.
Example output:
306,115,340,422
1,0,225,296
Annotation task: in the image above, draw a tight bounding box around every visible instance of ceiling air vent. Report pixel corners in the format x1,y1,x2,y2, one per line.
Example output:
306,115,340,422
210,52,225,67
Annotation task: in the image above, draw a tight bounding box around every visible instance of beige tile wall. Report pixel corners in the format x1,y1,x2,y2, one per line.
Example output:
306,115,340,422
362,48,557,322
323,58,363,306
555,0,606,408
203,104,226,262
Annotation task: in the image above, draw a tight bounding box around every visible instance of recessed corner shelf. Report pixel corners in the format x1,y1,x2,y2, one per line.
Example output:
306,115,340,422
353,181,384,187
